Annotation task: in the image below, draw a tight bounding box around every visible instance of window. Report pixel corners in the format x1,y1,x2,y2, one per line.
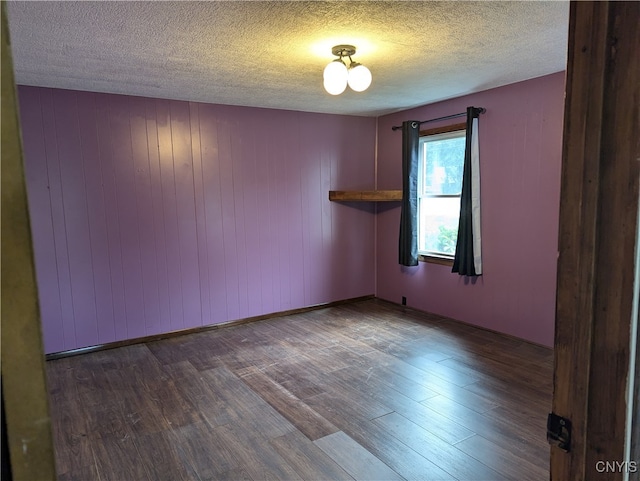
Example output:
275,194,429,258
417,123,466,262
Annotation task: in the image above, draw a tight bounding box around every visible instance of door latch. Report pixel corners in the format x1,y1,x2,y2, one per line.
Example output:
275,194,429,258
547,412,571,452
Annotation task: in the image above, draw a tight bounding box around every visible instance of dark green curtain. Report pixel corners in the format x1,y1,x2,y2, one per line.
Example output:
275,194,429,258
399,120,420,266
452,107,482,276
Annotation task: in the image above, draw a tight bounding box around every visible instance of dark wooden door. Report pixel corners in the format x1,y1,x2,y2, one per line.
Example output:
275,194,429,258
551,2,639,480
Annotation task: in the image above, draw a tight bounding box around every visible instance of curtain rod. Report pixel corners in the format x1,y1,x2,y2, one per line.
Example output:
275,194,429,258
391,107,486,131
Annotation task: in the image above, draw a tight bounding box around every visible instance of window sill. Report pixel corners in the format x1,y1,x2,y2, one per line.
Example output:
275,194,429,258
418,254,454,267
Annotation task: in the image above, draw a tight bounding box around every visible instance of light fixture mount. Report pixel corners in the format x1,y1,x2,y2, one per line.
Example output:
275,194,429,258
331,45,356,57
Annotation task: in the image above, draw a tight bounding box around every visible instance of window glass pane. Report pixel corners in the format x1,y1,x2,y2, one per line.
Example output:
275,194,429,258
418,196,460,256
423,135,465,195
417,128,465,260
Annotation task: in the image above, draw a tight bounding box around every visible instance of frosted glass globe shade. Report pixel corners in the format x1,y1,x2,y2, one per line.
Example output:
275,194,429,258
324,76,347,95
323,60,348,95
324,59,348,79
347,64,372,92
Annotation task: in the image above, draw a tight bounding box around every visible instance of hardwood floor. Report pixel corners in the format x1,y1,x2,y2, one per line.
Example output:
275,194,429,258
46,299,553,480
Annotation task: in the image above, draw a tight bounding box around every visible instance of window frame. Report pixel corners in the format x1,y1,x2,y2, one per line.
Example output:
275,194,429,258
417,122,467,266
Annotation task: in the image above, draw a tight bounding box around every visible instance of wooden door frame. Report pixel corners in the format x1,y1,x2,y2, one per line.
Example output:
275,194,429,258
551,1,639,480
1,3,57,480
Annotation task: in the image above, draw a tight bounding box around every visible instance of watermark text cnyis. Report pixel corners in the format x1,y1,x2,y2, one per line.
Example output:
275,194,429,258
595,461,638,473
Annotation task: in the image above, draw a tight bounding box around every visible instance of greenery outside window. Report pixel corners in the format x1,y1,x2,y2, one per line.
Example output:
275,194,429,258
417,123,466,264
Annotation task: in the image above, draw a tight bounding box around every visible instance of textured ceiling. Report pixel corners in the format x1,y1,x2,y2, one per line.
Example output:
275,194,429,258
6,1,569,117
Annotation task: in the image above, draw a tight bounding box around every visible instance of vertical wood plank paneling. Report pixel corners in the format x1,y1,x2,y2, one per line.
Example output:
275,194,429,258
262,110,277,311
52,90,95,343
19,86,376,353
281,114,296,309
156,99,185,332
273,112,287,307
333,117,375,300
287,115,306,309
217,115,241,321
189,102,211,326
97,94,129,342
108,94,134,340
320,136,334,303
329,124,347,299
144,97,172,335
297,123,318,307
276,113,294,310
19,88,65,353
305,132,324,306
75,91,112,346
229,114,250,319
93,93,119,344
330,123,346,299
56,90,99,348
40,88,77,350
242,110,264,317
109,94,146,340
253,110,275,312
168,100,201,329
252,112,275,314
242,113,258,317
129,96,161,335
266,111,285,311
267,113,283,312
198,104,228,324
332,122,351,299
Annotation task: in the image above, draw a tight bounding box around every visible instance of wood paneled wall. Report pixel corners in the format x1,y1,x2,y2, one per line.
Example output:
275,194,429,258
18,87,376,354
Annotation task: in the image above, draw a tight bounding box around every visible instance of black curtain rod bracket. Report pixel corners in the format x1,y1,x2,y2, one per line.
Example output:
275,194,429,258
391,107,486,131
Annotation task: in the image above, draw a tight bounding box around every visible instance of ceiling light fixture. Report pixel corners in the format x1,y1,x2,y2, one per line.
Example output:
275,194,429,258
323,45,372,95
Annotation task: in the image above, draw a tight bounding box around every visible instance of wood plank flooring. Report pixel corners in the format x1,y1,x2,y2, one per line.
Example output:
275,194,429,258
46,299,553,480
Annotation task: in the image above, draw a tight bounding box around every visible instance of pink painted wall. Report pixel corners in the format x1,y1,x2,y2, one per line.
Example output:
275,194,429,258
19,86,376,354
375,73,565,347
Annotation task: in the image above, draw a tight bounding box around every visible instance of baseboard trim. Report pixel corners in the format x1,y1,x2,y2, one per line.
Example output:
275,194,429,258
375,297,553,351
45,295,375,361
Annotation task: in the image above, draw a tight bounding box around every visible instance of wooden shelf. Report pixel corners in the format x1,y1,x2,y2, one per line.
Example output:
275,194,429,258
329,190,402,202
